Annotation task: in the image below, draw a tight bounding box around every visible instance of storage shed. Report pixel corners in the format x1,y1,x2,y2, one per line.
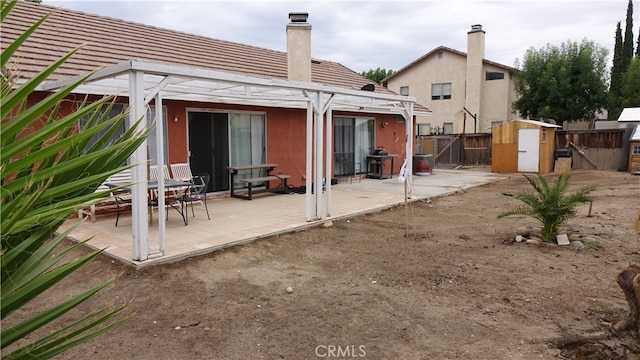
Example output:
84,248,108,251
491,119,561,174
617,107,640,128
628,125,640,174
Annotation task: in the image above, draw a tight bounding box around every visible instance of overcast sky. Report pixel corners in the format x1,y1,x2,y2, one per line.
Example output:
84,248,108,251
45,0,638,73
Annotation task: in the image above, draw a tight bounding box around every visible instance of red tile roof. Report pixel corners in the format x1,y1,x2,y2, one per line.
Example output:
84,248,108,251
2,1,391,95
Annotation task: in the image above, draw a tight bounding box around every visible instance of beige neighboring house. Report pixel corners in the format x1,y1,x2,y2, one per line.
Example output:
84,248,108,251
383,25,518,135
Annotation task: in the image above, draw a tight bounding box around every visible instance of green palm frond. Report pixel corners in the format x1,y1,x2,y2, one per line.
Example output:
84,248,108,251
1,2,150,358
498,174,597,242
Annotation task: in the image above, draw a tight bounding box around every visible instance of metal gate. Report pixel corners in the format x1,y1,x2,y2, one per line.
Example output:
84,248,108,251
417,135,461,167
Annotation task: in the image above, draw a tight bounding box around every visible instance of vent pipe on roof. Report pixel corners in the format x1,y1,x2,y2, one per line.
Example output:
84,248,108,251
287,12,312,82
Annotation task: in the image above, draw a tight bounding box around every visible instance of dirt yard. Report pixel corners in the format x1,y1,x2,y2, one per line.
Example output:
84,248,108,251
21,170,640,359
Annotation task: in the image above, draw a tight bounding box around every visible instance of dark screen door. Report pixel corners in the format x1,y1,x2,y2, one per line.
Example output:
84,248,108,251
188,112,229,192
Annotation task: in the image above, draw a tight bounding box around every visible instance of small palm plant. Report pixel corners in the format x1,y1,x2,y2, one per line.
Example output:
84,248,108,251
1,1,149,358
498,174,597,242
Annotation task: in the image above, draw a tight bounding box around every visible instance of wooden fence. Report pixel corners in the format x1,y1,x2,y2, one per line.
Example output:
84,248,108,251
416,128,627,170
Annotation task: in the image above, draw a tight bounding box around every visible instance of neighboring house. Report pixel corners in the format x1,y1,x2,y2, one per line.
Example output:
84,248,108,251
382,24,518,135
3,2,430,261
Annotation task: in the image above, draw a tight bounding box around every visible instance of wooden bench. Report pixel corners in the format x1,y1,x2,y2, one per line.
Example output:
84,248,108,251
236,174,291,200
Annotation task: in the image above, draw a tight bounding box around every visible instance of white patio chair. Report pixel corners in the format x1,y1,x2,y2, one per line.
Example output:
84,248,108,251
170,163,193,181
149,164,171,180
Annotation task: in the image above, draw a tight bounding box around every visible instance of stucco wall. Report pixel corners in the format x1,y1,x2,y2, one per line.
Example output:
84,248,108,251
386,51,517,134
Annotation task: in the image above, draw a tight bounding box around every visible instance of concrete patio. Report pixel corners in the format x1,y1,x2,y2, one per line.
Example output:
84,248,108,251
58,168,503,269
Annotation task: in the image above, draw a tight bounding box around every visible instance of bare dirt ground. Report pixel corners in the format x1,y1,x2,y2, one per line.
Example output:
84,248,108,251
23,170,640,359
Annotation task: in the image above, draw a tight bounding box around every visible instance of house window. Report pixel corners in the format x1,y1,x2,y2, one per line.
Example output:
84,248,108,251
431,83,451,100
229,112,265,167
633,144,640,155
78,103,168,166
486,71,505,80
229,112,266,188
334,117,375,176
417,124,431,136
443,123,454,134
400,86,409,96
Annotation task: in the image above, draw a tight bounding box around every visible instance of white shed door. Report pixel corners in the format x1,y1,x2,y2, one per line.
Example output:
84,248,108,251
517,129,539,172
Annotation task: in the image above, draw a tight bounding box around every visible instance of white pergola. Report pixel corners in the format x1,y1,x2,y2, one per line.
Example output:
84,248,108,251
39,60,428,261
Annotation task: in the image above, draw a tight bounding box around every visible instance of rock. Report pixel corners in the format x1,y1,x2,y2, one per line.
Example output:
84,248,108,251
322,221,333,228
515,235,525,243
581,236,597,243
530,227,543,237
570,241,585,250
529,236,543,243
568,234,582,241
515,227,531,237
525,239,539,245
556,233,570,246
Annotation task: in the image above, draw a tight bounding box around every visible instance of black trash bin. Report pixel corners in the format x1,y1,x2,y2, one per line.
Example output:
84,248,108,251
554,148,573,168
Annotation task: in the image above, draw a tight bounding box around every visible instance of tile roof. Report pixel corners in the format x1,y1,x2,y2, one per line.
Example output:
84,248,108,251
1,1,398,97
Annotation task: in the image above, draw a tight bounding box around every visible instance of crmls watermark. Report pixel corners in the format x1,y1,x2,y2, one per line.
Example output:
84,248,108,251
315,345,366,358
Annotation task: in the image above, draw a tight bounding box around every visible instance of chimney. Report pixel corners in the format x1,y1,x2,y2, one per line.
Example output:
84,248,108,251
286,12,312,82
465,24,485,133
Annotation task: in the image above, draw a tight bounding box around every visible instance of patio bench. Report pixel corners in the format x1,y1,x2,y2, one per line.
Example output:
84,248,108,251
236,174,291,200
78,169,133,223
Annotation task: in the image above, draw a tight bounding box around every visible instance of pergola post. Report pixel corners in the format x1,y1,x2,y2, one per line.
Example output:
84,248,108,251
314,92,323,220
325,104,333,217
129,70,149,261
403,101,414,198
305,100,313,221
154,93,167,255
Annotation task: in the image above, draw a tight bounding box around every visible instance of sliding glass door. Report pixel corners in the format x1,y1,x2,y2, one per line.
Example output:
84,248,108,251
189,111,265,192
334,117,374,176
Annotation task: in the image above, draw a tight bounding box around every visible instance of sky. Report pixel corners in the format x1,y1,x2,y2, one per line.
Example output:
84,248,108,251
45,0,639,73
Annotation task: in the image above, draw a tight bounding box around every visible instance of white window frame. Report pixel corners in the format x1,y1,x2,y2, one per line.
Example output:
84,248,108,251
417,124,431,136
443,122,454,135
399,86,409,96
431,83,451,100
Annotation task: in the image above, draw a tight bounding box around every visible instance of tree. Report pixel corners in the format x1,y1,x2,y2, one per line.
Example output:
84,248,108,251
361,67,394,84
513,40,609,128
610,0,636,119
622,0,635,67
621,56,640,107
609,22,625,120
498,174,597,243
636,26,639,57
1,0,149,358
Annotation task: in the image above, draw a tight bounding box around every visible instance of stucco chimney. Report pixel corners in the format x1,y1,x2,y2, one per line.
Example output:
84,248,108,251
465,24,485,132
286,12,312,82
